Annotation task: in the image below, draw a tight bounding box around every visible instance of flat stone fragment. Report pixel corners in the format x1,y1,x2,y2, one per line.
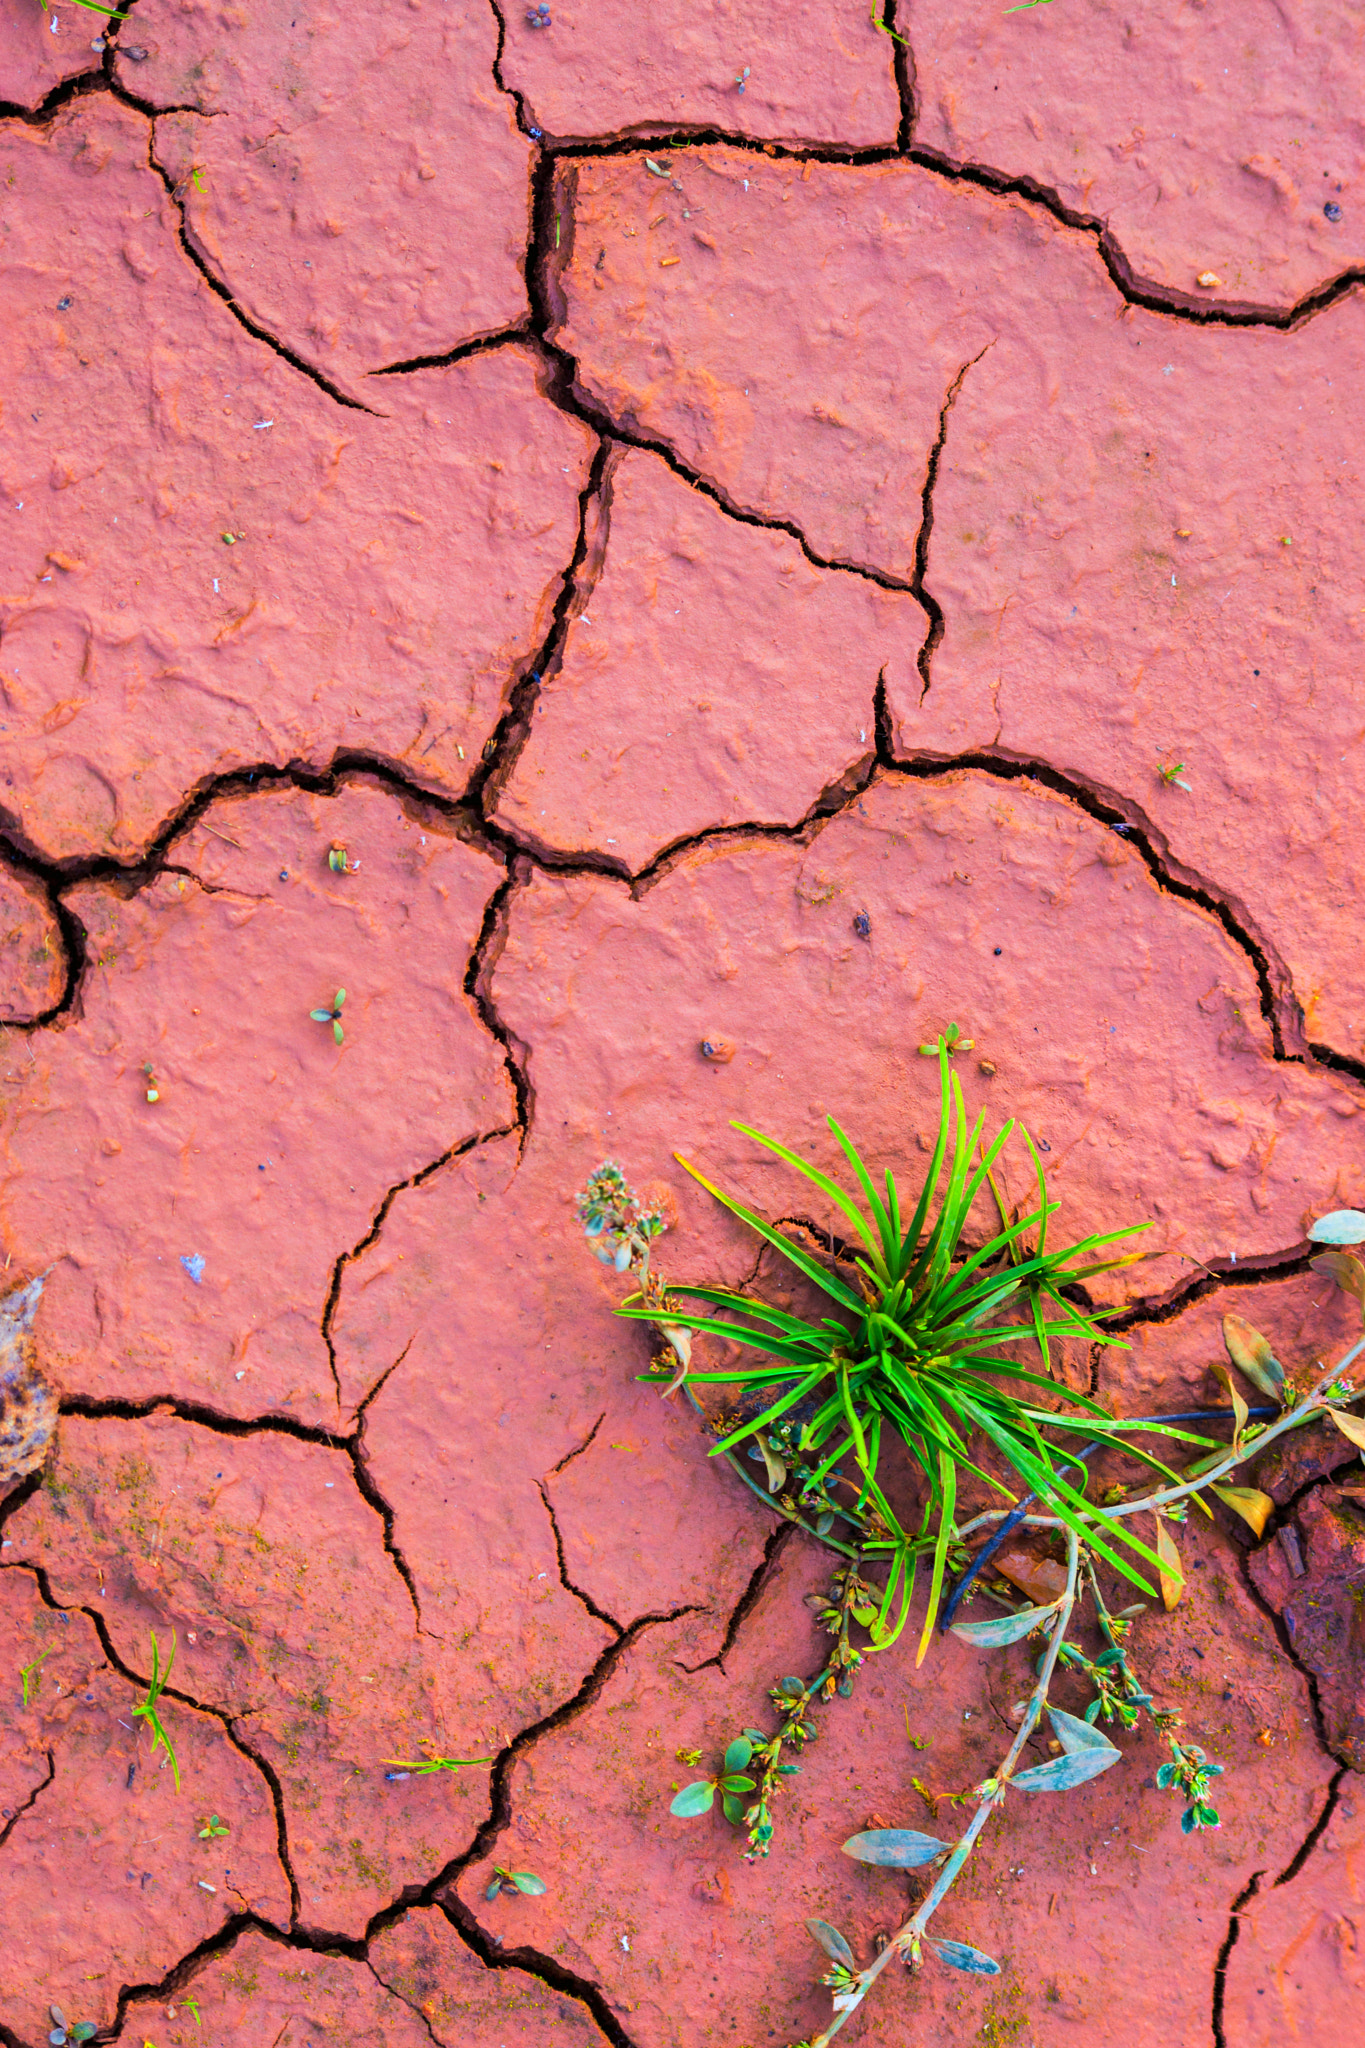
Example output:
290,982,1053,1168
0,1568,290,2038
557,151,1365,1058
911,0,1365,311
113,0,530,393
492,769,1365,1309
0,783,513,1424
120,1929,437,2048
1095,1272,1362,1427
332,1133,774,1680
454,1526,1332,2047
0,866,62,1021
499,0,899,147
1222,1784,1365,2035
909,289,1365,1063
1248,1483,1365,1769
371,1903,606,2044
0,100,592,864
553,150,1102,581
0,0,96,109
5,1411,477,1934
495,446,920,870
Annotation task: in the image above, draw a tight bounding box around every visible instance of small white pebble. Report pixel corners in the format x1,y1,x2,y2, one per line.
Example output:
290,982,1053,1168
235,1370,246,1380
198,1881,216,1892
324,1482,334,1488
620,1935,631,1952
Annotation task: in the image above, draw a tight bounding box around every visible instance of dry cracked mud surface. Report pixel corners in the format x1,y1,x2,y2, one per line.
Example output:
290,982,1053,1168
2,3,1363,2045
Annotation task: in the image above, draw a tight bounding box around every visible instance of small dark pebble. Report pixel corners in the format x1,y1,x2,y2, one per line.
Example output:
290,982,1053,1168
385,1771,409,1782
993,946,1002,956
279,869,289,880
526,2,551,22
528,126,544,141
125,46,149,60
1324,201,1343,221
852,911,871,940
1036,1139,1051,1153
126,1762,136,1788
57,297,71,311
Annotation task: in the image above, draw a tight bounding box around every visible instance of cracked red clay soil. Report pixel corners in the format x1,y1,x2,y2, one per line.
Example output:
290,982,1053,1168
1,3,1363,2045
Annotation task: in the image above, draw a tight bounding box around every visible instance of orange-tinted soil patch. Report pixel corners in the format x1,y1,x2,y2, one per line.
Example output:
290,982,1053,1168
2,9,1363,2048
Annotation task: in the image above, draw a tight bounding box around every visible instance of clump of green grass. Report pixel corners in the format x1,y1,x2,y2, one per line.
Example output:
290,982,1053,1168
620,1044,1179,1659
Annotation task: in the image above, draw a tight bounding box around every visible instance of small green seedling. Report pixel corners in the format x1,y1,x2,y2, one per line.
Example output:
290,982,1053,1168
132,1629,181,1791
327,842,358,874
183,1996,202,2025
143,1063,160,1103
20,1647,51,1708
189,168,206,193
917,1021,975,1058
47,2006,96,2045
1158,760,1192,791
382,1754,493,1776
671,1736,762,1826
485,1865,547,1900
310,989,346,1044
197,1813,229,1839
734,65,750,93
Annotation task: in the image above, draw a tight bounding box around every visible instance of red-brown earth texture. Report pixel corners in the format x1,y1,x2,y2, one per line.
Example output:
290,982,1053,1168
2,6,1363,2047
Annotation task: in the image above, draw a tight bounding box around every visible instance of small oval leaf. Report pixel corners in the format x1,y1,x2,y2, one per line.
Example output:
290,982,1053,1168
842,1827,948,1868
669,1780,716,1817
1211,1484,1275,1537
1221,1313,1286,1403
510,1870,547,1895
932,1938,1001,1976
1308,1209,1365,1246
1048,1706,1119,1756
805,1918,856,1969
1011,1747,1122,1792
723,1736,754,1776
1310,1249,1365,1313
720,1791,747,1825
950,1602,1059,1648
1328,1408,1365,1453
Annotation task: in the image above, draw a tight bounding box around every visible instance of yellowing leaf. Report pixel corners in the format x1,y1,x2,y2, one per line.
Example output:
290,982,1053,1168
1211,1363,1248,1450
1221,1314,1285,1404
1154,1515,1183,1611
1310,1250,1365,1323
1211,1485,1274,1537
1327,1408,1365,1453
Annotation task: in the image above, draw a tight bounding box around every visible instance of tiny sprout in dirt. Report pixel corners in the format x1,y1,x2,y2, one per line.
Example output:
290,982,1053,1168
1157,760,1192,791
47,2008,96,2046
143,1063,159,1103
19,1646,51,1707
917,1019,973,1058
133,1629,180,1791
327,841,358,874
381,1752,493,1776
485,1865,547,1899
310,989,346,1044
197,1813,229,1839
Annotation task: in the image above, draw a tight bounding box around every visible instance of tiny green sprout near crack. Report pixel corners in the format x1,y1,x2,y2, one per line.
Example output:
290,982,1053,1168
485,1865,547,1900
183,1997,202,2026
132,1629,181,1792
310,989,346,1044
918,1022,974,1058
47,2006,97,2046
327,841,358,874
197,1813,229,1840
381,1753,494,1776
1157,760,1192,791
20,1646,51,1708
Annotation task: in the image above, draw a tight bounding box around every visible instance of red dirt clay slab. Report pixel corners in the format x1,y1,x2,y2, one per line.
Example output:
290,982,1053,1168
452,1526,1332,2048
1222,1782,1365,2036
4,1409,481,1935
371,1902,606,2044
0,867,62,1022
113,0,530,395
0,1565,289,2039
1093,1271,1364,1422
910,0,1365,313
498,0,900,148
0,782,513,1426
555,148,1365,1062
0,0,98,110
330,1132,775,1667
0,98,591,865
490,769,1365,1311
119,1928,437,2048
494,444,920,872
1249,1483,1365,1771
